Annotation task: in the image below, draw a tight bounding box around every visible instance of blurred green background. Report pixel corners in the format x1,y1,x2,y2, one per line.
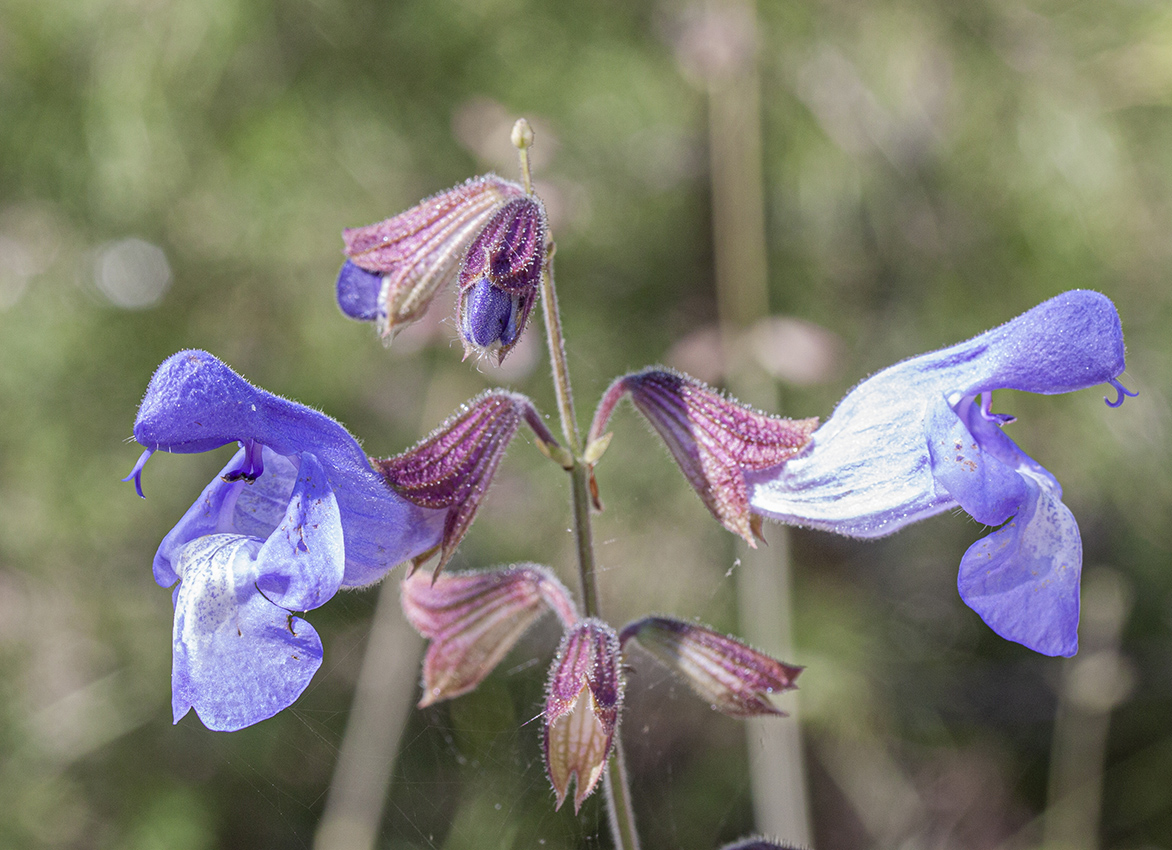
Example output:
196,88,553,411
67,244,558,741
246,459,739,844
1,0,1169,847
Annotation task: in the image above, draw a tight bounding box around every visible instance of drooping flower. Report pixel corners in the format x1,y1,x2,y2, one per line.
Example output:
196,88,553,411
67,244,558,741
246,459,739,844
456,195,546,363
588,369,818,545
544,619,623,813
619,617,801,717
126,350,447,728
401,564,578,706
745,290,1132,657
337,174,526,338
373,390,560,575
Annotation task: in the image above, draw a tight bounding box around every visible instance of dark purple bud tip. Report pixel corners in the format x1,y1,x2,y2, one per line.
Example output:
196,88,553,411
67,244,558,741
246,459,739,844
461,277,521,348
336,260,383,322
1104,378,1138,408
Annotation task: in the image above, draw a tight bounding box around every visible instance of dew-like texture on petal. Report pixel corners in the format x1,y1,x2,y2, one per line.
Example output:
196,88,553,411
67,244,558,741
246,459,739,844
746,391,951,537
964,290,1126,396
170,535,325,731
958,470,1082,657
335,260,383,322
135,350,446,586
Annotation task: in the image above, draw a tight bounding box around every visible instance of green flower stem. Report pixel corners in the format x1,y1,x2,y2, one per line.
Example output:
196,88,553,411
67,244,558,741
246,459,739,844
539,249,579,453
605,738,642,850
539,245,638,850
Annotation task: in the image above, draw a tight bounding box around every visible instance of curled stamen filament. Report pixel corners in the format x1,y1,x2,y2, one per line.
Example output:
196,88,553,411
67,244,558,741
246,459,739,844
1105,378,1138,408
978,392,1015,424
122,448,155,498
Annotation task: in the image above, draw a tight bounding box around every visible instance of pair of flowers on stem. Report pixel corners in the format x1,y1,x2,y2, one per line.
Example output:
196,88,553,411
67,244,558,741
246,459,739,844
127,160,1133,813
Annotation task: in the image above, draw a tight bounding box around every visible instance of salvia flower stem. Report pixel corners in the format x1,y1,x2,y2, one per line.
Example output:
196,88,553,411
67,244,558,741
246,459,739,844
522,126,637,847
605,738,642,850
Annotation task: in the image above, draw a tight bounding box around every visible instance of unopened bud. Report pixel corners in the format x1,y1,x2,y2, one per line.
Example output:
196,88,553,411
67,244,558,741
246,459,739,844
589,369,817,545
339,175,524,338
456,196,546,364
544,619,623,813
511,118,535,150
402,564,577,706
620,616,801,717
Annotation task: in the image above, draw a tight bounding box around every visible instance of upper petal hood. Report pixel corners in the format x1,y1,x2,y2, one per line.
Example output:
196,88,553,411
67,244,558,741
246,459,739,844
135,351,446,586
747,291,1126,537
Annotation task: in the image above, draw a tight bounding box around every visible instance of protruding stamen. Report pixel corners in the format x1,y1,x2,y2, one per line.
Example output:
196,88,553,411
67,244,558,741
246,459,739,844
1104,378,1138,408
122,448,154,498
223,440,265,483
978,392,1015,424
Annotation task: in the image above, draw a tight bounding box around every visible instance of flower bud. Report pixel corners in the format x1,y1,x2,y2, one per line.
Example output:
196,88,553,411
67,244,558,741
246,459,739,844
339,175,525,338
544,619,623,813
374,390,558,575
456,196,546,364
619,616,801,718
401,564,578,706
589,369,818,545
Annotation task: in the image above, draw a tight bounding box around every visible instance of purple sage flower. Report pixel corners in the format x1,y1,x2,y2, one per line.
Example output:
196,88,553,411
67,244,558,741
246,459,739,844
401,564,578,706
125,350,446,729
620,617,801,718
544,619,623,813
338,174,525,338
588,369,818,545
747,290,1133,657
374,390,559,575
456,196,546,363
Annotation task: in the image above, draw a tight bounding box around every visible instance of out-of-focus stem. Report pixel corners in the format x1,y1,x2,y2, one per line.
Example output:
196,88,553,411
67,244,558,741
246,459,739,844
1042,568,1133,850
313,577,424,850
699,0,812,843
